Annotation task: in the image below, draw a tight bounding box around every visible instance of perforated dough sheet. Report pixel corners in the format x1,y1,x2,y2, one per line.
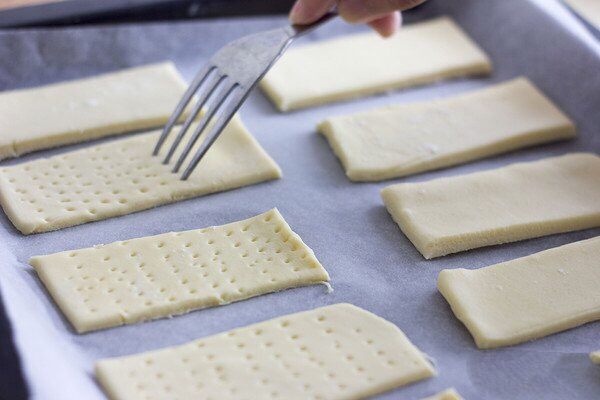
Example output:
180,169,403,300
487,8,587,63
0,116,281,234
0,1,599,399
96,304,435,400
31,209,329,333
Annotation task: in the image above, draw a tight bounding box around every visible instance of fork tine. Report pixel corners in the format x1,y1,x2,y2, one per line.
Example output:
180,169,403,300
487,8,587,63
152,65,216,156
162,73,225,164
180,88,245,181
172,82,240,175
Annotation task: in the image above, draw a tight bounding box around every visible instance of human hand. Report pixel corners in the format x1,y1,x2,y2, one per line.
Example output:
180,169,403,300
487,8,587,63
289,0,428,37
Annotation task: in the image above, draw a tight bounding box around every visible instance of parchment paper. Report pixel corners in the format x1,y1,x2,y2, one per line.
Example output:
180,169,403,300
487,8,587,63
0,0,599,399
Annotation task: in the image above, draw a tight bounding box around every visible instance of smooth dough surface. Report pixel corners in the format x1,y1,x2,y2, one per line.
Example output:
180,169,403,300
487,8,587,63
438,236,600,349
260,17,491,111
564,0,600,30
30,209,328,333
319,78,575,181
95,303,436,400
0,62,187,160
381,153,600,259
591,351,600,364
422,388,463,400
0,116,281,234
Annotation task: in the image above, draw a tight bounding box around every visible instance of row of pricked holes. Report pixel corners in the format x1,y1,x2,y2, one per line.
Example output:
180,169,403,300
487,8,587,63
70,250,302,310
66,216,302,310
157,221,304,278
133,315,376,398
10,162,177,214
72,260,247,311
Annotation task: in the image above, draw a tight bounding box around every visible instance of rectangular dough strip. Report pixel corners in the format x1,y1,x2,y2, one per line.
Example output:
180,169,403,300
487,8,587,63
438,236,600,349
381,153,600,259
260,17,492,111
319,78,575,181
0,62,187,160
0,116,281,234
30,209,329,333
95,303,435,400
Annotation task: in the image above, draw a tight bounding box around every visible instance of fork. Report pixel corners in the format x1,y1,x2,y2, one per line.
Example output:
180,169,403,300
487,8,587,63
153,12,337,180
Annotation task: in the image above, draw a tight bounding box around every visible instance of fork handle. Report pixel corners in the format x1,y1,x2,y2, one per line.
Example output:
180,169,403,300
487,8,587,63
287,11,337,38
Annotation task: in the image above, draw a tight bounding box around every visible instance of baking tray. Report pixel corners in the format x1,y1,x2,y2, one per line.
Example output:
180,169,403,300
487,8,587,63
0,0,599,399
0,0,295,28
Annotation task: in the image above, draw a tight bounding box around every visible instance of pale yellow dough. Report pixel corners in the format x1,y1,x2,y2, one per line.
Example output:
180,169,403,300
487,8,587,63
438,236,600,349
0,62,187,160
261,17,491,111
319,78,575,181
95,303,436,400
564,0,600,30
381,153,600,259
422,388,463,400
591,351,600,364
30,209,329,333
0,116,281,234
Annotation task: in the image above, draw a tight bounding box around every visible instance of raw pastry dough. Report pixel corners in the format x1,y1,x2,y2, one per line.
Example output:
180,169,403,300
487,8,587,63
564,0,600,30
591,351,600,364
438,236,600,349
0,62,187,160
381,153,600,259
95,303,436,400
319,78,575,181
0,116,281,234
261,17,491,111
30,209,329,333
422,388,463,400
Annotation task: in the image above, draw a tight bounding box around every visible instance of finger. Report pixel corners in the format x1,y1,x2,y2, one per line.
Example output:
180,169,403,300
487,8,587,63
289,0,337,24
367,12,402,37
339,0,427,23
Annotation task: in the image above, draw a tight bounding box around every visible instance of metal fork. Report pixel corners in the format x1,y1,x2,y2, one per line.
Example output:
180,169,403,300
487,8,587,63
153,12,337,180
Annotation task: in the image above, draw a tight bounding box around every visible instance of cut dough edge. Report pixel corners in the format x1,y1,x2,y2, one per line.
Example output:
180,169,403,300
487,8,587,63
590,351,600,364
318,77,576,182
30,208,329,333
95,303,436,400
437,236,600,349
